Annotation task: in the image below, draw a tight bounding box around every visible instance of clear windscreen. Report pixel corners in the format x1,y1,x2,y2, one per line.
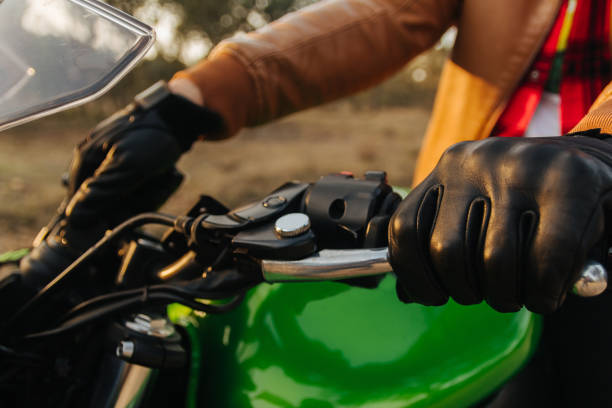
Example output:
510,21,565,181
0,0,155,132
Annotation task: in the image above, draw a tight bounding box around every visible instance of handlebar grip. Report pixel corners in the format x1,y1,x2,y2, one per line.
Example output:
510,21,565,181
262,248,609,298
573,260,608,297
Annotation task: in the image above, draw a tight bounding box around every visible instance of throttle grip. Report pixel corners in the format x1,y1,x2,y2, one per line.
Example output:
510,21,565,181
262,248,608,298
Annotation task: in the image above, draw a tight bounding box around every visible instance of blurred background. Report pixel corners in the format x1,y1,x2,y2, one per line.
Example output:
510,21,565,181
0,0,455,251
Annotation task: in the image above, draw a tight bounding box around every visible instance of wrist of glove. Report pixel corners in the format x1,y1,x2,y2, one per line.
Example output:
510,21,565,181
389,132,612,314
66,81,223,229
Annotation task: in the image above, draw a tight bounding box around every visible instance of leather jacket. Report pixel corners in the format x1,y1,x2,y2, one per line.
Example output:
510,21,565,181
173,0,611,184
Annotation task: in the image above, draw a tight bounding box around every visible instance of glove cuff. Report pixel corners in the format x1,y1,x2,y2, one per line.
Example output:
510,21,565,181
134,81,224,151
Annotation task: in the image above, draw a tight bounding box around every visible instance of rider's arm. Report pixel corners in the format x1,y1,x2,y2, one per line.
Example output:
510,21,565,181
170,0,461,138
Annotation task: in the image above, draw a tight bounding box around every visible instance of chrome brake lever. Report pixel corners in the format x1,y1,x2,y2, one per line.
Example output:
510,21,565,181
261,248,608,298
261,248,389,283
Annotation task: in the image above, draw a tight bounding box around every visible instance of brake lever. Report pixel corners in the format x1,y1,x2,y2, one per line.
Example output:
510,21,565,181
261,248,389,283
261,248,608,298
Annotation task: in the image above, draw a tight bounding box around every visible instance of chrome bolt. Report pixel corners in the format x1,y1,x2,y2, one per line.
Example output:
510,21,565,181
116,340,135,359
125,313,175,338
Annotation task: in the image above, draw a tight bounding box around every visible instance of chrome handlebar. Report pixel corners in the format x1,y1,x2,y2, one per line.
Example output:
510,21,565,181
261,248,608,298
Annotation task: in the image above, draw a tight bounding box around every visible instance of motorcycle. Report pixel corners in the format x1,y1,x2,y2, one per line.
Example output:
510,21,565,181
0,1,608,407
0,169,544,408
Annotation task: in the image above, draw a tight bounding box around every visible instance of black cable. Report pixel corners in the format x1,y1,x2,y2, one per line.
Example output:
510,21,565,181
209,246,231,270
7,213,177,329
60,283,242,322
25,291,245,339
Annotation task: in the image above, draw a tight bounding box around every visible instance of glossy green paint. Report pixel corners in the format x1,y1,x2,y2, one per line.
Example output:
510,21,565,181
170,275,541,408
171,310,203,408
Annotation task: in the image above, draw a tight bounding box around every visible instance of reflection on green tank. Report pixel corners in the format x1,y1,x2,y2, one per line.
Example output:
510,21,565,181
170,275,541,408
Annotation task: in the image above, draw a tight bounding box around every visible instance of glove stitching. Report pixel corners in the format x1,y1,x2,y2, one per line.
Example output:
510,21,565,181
416,184,450,303
464,196,490,302
517,209,538,309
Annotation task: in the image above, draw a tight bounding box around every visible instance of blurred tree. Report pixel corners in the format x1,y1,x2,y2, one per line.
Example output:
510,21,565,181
107,0,318,64
85,0,318,113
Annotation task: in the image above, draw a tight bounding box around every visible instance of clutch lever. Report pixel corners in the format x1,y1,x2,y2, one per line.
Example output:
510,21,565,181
261,248,608,298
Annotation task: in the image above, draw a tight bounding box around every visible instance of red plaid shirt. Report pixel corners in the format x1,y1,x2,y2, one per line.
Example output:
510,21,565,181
491,0,612,137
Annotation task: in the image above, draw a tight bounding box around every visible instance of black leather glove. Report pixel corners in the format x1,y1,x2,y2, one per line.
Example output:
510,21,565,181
65,80,222,228
389,133,612,314
2,82,223,320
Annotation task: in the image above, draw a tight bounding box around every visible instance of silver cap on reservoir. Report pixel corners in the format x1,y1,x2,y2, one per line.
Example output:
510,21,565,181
274,213,311,238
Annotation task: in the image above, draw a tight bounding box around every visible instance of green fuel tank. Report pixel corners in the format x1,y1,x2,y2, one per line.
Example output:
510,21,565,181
172,274,541,408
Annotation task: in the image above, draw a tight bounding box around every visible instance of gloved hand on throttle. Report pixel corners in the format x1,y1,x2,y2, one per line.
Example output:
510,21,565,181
65,80,222,228
389,133,612,314
1,81,222,318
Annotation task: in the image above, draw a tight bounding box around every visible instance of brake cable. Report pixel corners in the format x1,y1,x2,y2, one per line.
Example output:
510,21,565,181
60,283,243,321
7,213,177,329
25,291,246,339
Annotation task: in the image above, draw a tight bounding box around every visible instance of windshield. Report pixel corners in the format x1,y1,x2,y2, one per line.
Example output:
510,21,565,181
0,0,154,132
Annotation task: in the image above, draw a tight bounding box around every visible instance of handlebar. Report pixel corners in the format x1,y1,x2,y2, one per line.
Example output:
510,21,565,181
261,248,608,298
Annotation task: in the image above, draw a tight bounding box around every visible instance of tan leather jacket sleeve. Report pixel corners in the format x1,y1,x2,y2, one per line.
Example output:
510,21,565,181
571,82,612,134
173,0,460,138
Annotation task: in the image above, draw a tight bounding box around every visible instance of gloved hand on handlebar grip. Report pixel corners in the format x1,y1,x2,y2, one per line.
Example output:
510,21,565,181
389,133,612,314
65,81,223,228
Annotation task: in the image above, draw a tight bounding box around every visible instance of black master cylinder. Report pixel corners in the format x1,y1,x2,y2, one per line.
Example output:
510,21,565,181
302,171,401,249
